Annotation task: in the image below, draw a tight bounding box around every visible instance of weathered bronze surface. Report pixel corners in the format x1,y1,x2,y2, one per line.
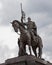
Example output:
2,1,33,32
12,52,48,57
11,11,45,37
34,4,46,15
11,20,43,58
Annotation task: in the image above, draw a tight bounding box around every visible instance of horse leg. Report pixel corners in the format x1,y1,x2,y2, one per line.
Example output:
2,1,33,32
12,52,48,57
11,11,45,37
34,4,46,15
18,39,24,56
18,43,23,56
38,47,42,58
28,39,32,55
32,46,37,57
18,46,22,56
38,35,43,58
27,32,32,55
18,38,20,47
18,38,21,56
18,40,26,56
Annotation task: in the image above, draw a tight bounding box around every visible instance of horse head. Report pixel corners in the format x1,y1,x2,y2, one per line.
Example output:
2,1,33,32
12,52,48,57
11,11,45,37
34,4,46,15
11,20,20,32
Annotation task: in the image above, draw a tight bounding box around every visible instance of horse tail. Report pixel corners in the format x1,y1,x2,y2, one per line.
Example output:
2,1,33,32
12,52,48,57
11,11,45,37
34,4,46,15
38,35,43,48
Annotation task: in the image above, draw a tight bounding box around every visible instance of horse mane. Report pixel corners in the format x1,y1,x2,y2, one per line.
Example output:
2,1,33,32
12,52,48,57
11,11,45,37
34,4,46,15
12,20,26,29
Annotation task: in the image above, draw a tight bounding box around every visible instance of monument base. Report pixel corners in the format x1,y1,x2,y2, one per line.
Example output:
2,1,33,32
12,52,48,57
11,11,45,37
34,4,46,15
0,55,52,65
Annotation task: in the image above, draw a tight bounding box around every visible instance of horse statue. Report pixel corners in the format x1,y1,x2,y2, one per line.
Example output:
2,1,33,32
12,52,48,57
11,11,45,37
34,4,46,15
11,20,32,56
11,20,43,58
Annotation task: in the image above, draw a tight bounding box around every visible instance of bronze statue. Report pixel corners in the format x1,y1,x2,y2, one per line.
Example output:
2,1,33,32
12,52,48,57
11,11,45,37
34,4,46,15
10,3,43,58
11,20,43,58
11,20,32,56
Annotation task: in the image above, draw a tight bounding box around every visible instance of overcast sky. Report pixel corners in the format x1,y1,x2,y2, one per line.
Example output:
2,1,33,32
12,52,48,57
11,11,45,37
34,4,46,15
0,0,52,63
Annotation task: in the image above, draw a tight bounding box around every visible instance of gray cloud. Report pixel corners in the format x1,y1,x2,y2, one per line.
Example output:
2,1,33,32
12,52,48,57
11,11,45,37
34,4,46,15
0,44,10,63
0,0,20,26
24,0,52,14
0,43,19,63
38,24,52,61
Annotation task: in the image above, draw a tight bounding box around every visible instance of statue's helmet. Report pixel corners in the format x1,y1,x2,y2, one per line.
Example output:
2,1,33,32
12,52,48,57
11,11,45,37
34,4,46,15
27,17,31,21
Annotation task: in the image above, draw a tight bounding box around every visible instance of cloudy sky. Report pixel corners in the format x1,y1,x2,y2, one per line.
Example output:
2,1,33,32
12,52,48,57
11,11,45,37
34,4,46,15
0,0,52,63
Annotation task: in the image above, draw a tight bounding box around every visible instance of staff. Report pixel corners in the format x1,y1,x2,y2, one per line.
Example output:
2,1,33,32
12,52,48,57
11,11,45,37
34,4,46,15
20,3,26,23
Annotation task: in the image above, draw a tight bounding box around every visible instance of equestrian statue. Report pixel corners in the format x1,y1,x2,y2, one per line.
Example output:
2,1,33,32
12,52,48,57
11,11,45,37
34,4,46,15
11,3,43,58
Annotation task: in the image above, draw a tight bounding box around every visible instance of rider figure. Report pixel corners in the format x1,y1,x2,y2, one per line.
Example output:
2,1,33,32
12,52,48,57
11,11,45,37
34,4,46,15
23,17,37,41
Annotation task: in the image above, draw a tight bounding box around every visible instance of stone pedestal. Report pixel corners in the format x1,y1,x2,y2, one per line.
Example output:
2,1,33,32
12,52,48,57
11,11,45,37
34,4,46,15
0,55,52,65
